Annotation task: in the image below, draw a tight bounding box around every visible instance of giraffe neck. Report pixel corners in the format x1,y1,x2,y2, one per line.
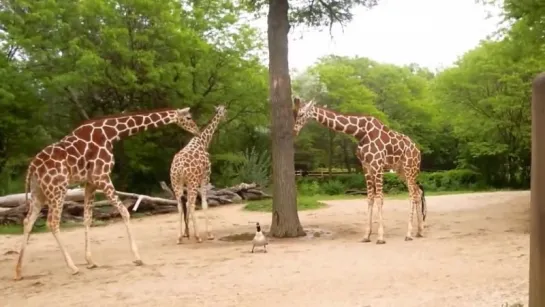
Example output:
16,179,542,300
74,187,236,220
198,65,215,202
312,106,365,137
199,111,223,149
90,109,179,142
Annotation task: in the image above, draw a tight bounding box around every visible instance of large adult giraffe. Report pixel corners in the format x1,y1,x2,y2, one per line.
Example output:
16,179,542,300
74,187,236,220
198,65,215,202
15,107,200,280
170,105,227,244
292,98,427,244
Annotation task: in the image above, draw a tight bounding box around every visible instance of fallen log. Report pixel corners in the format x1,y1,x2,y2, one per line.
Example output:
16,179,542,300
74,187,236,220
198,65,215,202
0,188,87,208
0,181,271,226
345,189,367,195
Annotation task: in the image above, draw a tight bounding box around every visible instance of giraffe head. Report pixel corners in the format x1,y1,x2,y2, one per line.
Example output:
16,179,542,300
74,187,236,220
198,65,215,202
293,97,316,136
214,105,227,120
174,107,200,136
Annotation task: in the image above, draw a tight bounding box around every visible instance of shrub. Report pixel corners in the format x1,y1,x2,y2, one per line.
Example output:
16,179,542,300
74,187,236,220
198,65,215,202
234,147,272,187
214,147,271,187
299,181,321,196
321,179,345,195
296,169,487,195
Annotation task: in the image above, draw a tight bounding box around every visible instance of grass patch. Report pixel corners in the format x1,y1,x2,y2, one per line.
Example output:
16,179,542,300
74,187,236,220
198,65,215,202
0,220,87,235
385,188,509,199
0,217,125,235
244,189,506,212
244,195,332,212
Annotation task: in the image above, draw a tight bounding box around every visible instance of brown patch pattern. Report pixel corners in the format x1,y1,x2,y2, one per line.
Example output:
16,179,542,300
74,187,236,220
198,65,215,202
170,105,227,244
14,107,200,280
293,98,425,244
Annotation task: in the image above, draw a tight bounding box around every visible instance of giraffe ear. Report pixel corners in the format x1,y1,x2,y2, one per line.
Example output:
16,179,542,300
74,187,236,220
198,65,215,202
177,107,191,115
293,97,301,110
306,99,316,110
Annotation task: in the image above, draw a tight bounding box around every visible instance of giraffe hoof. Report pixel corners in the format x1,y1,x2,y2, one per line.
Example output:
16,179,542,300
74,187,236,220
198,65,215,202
376,240,386,245
86,264,98,269
133,260,144,266
177,238,183,244
416,233,424,238
207,234,215,240
71,269,80,275
196,237,203,243
361,238,372,243
13,275,23,281
405,236,413,241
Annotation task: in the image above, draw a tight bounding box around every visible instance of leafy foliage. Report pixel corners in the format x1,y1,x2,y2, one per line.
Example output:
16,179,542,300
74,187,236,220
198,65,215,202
0,0,268,194
0,0,538,197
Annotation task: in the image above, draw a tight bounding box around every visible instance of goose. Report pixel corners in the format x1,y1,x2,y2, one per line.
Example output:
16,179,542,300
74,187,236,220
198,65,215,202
251,222,268,253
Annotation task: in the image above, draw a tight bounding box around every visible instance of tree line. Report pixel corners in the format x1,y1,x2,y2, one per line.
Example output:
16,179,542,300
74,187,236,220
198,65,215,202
0,0,539,200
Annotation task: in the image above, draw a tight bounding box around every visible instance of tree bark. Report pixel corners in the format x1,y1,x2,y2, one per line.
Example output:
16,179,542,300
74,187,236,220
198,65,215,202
267,0,305,238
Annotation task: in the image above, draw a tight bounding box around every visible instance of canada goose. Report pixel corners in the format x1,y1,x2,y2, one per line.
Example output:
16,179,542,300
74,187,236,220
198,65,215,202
251,222,268,253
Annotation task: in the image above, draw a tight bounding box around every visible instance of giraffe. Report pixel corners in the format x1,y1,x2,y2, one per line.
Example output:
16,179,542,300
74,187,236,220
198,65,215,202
170,105,227,244
14,107,201,280
292,97,427,244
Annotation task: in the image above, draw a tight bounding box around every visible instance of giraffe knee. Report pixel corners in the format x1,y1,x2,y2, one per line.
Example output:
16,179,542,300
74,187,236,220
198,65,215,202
47,220,60,233
116,205,130,219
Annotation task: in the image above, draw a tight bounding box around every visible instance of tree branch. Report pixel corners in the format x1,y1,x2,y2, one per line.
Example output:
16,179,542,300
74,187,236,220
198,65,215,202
64,87,90,120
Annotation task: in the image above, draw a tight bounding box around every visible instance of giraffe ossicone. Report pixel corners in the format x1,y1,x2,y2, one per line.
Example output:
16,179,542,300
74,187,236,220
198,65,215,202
293,97,427,244
170,104,227,244
14,107,200,281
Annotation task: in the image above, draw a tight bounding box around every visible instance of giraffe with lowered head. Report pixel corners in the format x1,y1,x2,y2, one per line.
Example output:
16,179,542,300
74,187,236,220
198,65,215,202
170,105,227,244
293,97,427,244
15,107,200,280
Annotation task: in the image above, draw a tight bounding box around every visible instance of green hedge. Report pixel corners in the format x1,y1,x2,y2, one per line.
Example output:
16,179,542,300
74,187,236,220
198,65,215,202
296,169,488,196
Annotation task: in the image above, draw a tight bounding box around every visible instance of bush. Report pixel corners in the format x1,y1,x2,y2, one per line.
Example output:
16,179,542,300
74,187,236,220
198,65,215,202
296,169,487,195
321,180,345,195
299,181,321,196
213,147,272,187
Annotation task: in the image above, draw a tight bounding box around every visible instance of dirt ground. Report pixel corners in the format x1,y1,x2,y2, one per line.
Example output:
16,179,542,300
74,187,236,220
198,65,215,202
0,191,530,307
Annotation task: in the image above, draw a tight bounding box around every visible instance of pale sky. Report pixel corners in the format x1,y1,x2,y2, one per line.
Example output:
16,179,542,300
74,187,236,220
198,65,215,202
249,0,503,73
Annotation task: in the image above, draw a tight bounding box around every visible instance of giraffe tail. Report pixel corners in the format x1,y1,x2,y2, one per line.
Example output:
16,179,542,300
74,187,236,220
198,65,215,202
417,182,426,222
24,163,34,208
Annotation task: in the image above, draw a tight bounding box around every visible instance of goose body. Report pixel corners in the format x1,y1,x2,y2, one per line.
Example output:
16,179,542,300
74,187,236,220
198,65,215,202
251,222,268,253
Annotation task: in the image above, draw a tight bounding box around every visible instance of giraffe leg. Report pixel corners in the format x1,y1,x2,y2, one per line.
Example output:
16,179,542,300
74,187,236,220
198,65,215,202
200,178,214,240
97,180,143,266
47,187,80,275
414,181,425,238
183,197,190,238
374,169,386,245
187,187,202,243
173,182,185,244
404,180,418,241
14,192,44,280
361,171,375,243
83,183,98,268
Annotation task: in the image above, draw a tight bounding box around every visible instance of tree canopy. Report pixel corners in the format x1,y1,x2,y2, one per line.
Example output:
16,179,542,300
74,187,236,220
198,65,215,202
0,0,537,197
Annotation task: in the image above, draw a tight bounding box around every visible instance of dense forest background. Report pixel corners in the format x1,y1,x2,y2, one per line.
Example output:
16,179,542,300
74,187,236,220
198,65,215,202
0,0,540,196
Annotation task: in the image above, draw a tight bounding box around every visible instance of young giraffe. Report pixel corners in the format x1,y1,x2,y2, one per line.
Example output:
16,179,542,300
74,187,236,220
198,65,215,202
170,105,227,244
293,98,427,244
15,107,200,280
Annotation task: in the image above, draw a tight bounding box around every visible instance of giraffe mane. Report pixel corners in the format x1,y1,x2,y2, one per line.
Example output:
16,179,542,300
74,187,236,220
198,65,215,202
314,105,374,118
78,107,177,125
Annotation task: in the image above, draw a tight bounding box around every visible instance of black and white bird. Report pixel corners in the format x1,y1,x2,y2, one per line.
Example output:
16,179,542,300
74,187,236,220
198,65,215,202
251,222,268,253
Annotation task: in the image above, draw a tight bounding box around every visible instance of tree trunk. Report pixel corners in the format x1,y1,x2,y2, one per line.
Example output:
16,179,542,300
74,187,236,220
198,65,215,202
267,0,305,238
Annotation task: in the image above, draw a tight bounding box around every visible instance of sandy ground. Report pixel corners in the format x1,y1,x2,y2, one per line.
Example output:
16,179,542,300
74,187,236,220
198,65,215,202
0,191,530,307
